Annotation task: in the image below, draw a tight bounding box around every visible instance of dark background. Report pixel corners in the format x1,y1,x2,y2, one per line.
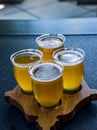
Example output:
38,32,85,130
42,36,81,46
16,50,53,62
0,34,97,130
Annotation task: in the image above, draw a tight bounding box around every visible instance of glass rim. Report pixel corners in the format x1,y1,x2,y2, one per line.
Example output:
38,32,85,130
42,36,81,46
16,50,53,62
10,49,43,68
29,60,64,82
53,47,85,66
36,34,66,47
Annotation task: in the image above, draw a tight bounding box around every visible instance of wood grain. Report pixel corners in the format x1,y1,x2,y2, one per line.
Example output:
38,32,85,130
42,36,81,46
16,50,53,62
4,80,97,130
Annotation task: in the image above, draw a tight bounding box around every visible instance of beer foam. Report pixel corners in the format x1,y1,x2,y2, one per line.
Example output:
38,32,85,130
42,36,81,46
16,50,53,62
13,52,42,68
55,50,84,66
30,63,63,82
38,37,63,49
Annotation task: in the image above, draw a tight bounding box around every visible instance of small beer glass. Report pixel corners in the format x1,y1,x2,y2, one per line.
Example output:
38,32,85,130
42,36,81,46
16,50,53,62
53,48,85,94
10,49,43,94
29,61,63,109
36,34,65,61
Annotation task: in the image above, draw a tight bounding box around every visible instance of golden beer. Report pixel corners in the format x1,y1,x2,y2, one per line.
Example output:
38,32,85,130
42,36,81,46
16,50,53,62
36,34,65,61
29,62,63,109
10,49,42,94
53,48,85,93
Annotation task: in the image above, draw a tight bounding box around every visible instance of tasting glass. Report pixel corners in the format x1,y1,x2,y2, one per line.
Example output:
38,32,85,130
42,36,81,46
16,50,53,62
10,49,43,95
29,60,64,109
36,34,65,61
53,47,85,94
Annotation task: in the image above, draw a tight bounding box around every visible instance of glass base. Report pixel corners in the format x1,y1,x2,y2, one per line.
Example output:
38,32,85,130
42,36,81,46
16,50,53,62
37,99,62,110
63,85,82,94
21,89,34,95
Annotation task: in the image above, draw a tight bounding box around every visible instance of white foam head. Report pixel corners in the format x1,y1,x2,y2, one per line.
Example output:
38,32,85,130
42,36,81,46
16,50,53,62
29,62,63,82
36,34,65,49
10,49,43,68
53,48,85,66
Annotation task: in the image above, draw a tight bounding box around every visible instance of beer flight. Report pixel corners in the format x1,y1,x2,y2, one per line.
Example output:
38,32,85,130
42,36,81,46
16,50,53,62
10,34,85,109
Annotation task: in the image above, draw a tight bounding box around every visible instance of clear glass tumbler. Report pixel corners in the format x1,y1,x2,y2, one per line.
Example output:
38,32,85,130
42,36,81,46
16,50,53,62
29,60,64,109
53,47,85,94
36,34,65,61
10,49,43,94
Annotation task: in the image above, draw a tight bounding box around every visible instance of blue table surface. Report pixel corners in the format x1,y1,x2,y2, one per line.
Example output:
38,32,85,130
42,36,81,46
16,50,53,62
0,35,97,130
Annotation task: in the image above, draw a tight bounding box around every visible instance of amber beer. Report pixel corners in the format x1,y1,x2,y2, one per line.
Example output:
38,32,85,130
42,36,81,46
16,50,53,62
10,49,42,94
53,48,85,93
29,61,63,109
36,34,65,61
